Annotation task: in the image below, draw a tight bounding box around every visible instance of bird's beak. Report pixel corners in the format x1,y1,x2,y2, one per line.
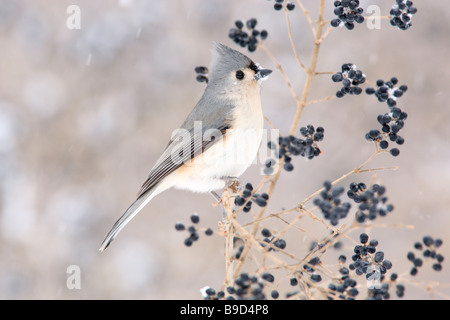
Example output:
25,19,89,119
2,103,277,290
254,68,272,81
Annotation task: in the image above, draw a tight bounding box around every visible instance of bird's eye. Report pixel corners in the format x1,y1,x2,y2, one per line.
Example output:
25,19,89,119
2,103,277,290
235,70,245,80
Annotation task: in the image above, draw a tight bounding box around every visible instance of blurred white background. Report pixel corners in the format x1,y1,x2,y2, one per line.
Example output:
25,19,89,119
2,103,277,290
0,0,449,299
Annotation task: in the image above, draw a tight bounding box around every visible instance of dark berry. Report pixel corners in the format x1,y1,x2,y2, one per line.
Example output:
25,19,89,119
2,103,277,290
432,263,442,271
423,236,434,247
360,233,369,244
261,228,272,237
286,2,295,11
260,30,268,39
283,162,294,172
262,273,274,282
271,290,279,299
184,238,193,247
246,18,257,29
190,214,200,224
175,222,185,231
310,274,322,282
235,196,246,206
235,20,244,29
390,148,400,157
255,196,267,207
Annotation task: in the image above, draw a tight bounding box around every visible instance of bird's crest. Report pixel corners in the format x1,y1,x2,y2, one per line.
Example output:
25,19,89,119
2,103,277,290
209,43,255,82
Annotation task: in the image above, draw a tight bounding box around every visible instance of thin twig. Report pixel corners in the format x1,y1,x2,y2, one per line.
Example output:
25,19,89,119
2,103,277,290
318,25,334,43
306,95,337,105
289,0,326,135
263,114,277,130
298,149,389,208
284,8,307,72
295,0,316,36
259,43,301,105
314,71,335,76
229,0,328,280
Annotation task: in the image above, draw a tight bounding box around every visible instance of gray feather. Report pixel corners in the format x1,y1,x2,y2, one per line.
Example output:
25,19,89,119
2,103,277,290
99,184,160,251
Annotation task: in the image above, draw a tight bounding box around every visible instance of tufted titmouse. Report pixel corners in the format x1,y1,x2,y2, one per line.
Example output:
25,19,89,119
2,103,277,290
99,43,272,251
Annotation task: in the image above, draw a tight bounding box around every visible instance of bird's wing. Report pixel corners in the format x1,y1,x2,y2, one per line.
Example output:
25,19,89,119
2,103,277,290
100,121,229,251
136,96,234,198
100,121,230,251
136,124,229,198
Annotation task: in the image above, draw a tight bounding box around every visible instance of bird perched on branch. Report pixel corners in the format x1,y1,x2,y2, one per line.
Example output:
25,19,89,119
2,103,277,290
100,42,272,251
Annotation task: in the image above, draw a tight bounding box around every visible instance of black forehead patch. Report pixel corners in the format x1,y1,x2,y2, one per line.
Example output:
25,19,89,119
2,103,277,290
249,61,259,73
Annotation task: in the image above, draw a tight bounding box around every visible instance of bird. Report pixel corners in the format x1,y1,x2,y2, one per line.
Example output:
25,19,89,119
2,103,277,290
99,42,272,251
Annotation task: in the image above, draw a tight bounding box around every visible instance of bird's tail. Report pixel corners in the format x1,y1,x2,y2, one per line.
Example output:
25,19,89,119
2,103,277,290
99,184,161,252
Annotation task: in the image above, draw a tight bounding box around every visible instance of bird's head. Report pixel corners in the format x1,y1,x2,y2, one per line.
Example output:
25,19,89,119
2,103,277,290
208,42,272,93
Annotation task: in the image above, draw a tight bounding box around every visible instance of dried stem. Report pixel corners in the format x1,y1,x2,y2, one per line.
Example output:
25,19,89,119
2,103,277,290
226,0,327,282
213,1,435,301
289,0,326,135
259,43,300,105
295,0,316,36
284,8,307,72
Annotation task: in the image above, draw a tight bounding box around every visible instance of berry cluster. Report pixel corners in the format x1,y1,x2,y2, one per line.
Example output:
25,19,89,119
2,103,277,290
389,273,406,298
202,272,269,300
228,19,268,52
272,0,296,11
313,181,352,226
302,256,321,273
278,264,323,299
331,0,364,30
260,228,287,252
329,234,403,300
390,0,418,30
332,63,366,97
327,255,359,299
234,182,269,212
366,78,408,107
407,236,444,275
309,231,343,253
365,107,407,157
301,256,323,283
347,183,394,223
265,125,324,174
194,66,208,84
351,233,393,277
367,270,405,300
174,213,213,247
367,283,392,300
330,236,405,300
364,77,408,157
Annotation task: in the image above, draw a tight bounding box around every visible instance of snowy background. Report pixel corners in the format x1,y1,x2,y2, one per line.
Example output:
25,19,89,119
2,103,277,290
0,0,449,299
